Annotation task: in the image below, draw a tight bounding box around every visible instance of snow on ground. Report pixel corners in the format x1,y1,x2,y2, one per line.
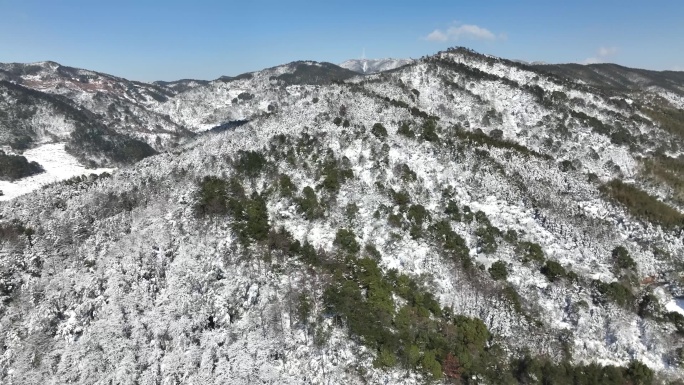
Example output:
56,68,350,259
0,142,114,201
654,287,684,316
666,299,684,316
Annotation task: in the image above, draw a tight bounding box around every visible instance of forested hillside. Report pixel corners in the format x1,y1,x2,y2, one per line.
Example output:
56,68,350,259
1,48,684,384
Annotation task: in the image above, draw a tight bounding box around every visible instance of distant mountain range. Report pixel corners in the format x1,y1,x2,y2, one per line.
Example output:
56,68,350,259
533,62,684,96
339,58,415,74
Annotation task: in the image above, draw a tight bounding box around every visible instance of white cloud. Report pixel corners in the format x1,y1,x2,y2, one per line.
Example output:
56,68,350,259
426,30,448,42
582,46,618,64
425,24,501,42
598,46,618,57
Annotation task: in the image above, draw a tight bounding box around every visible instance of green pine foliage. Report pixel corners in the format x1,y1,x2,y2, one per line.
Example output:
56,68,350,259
195,176,231,217
448,124,552,159
444,200,461,221
205,217,655,384
333,229,360,255
541,260,567,282
637,293,662,319
323,251,490,381
643,107,684,140
345,203,359,221
421,351,443,379
665,311,684,335
571,110,612,137
489,260,508,281
420,119,440,142
410,107,430,119
0,220,34,244
612,246,637,271
278,173,296,198
509,355,655,385
406,204,429,238
234,192,270,244
371,123,388,138
296,293,312,327
502,285,523,313
504,229,519,243
390,189,411,211
0,150,43,181
297,186,324,220
322,242,651,384
600,179,684,230
406,205,430,226
68,125,156,165
194,176,270,245
641,154,684,206
517,241,546,264
397,122,416,138
387,212,403,228
430,220,471,268
318,153,354,193
475,224,501,254
234,150,268,178
398,163,417,182
363,244,382,260
592,280,635,308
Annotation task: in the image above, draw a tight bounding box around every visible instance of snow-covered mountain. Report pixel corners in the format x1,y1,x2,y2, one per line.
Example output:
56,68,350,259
340,58,415,74
0,61,192,144
152,61,358,131
534,62,684,103
0,60,360,198
2,47,684,384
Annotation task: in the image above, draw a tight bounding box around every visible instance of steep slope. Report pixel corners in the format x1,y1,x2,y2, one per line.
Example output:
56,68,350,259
0,61,194,151
0,78,153,200
2,48,684,384
0,80,156,167
355,48,684,212
0,80,93,148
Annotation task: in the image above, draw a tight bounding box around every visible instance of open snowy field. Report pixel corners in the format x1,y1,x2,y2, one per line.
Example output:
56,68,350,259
0,143,114,201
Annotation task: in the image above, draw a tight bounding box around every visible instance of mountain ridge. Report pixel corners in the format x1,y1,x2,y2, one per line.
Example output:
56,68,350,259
339,58,415,74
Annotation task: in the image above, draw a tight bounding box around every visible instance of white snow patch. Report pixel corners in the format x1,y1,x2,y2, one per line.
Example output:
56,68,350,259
665,299,684,316
0,143,114,201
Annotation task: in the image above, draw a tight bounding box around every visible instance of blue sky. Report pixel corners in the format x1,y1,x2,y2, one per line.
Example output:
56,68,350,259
0,0,682,81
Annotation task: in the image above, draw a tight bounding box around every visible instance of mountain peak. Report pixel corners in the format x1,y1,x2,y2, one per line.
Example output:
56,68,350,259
339,58,415,74
31,60,61,68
